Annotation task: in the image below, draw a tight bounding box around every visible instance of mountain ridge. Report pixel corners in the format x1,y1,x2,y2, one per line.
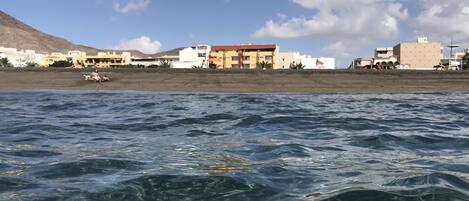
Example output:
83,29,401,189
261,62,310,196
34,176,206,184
0,10,154,57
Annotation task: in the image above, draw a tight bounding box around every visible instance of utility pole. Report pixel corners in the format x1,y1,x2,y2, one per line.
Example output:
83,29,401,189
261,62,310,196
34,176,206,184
448,38,459,70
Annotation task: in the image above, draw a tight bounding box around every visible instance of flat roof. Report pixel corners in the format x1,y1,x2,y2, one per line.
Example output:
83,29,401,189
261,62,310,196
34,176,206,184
211,44,277,51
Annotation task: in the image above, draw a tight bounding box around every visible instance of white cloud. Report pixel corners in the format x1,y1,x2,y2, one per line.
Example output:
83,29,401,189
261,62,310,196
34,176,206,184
113,36,161,54
113,0,150,13
414,0,469,46
253,0,409,59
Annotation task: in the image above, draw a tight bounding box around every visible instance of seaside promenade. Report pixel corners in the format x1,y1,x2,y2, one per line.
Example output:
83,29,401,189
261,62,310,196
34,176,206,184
1,68,469,93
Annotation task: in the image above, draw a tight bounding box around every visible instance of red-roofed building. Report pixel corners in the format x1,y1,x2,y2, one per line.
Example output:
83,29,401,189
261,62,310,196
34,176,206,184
209,44,279,69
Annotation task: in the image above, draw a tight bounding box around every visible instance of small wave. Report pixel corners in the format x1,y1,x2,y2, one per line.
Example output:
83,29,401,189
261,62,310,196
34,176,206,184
233,144,311,161
38,102,85,111
234,115,264,127
320,187,469,201
349,134,469,151
2,150,61,158
88,175,287,201
171,113,239,126
0,177,35,193
0,124,71,135
33,159,144,179
186,130,226,137
385,173,469,191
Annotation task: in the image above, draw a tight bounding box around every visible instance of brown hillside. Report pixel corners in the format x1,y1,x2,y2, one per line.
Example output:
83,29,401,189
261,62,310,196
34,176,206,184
0,10,147,57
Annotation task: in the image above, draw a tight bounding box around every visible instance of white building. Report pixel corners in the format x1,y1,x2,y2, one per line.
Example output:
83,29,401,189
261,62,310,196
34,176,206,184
375,47,394,59
130,45,211,68
173,45,210,68
0,47,44,67
279,51,335,69
298,55,335,69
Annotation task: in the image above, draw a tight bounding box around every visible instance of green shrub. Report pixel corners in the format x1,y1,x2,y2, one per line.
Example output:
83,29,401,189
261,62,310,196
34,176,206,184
256,61,273,70
0,57,13,68
463,52,469,70
49,60,73,68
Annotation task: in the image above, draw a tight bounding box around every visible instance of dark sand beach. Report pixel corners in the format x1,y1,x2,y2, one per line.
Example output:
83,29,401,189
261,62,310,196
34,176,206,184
1,68,469,93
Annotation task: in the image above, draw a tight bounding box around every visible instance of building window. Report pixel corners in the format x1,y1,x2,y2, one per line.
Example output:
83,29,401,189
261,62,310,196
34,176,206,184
243,64,250,69
198,53,206,58
232,56,239,61
265,56,273,61
243,56,250,61
231,64,240,69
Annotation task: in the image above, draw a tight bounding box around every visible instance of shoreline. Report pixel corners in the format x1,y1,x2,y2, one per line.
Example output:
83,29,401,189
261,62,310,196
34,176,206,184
1,68,469,93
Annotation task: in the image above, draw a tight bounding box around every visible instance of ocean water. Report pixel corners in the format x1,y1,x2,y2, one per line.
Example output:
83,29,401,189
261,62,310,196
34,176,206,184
0,90,469,201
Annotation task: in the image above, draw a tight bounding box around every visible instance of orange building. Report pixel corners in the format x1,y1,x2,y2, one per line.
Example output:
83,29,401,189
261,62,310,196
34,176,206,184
209,44,279,69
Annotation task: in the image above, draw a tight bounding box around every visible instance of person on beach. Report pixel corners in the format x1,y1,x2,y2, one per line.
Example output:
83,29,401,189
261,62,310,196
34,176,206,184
102,75,110,82
90,69,101,82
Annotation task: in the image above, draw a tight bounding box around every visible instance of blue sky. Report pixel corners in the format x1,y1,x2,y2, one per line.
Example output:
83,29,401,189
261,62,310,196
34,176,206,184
1,0,469,67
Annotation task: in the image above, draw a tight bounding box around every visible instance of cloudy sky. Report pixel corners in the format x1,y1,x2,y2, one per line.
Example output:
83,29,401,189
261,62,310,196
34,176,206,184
1,0,469,67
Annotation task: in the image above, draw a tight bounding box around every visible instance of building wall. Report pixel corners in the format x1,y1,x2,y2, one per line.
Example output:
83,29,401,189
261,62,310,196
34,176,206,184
375,48,394,59
209,45,279,69
0,47,43,67
176,45,211,68
393,42,441,70
300,56,335,69
81,52,131,68
279,52,300,69
42,54,66,67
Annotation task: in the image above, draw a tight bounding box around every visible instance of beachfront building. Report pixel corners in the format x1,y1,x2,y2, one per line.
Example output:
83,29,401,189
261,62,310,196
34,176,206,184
80,52,131,68
279,52,300,69
42,52,68,67
174,45,210,68
131,55,179,67
374,47,394,59
373,47,400,69
0,46,44,67
393,37,442,70
299,55,335,69
439,49,468,70
42,51,88,67
279,52,335,69
209,44,279,69
349,58,373,69
131,45,210,68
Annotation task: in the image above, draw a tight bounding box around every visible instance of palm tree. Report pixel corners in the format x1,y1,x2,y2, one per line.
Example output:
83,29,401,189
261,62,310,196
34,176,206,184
463,51,469,70
296,62,306,69
256,61,273,70
289,62,305,70
0,57,13,68
158,60,172,68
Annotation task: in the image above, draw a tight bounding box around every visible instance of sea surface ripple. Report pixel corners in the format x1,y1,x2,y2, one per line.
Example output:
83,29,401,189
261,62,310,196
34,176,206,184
0,90,468,201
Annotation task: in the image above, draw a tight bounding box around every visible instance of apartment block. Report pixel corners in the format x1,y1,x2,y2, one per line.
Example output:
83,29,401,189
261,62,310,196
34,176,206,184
393,37,442,70
209,44,279,69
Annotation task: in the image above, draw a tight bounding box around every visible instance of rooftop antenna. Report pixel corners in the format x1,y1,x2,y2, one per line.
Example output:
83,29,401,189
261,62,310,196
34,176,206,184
448,38,460,70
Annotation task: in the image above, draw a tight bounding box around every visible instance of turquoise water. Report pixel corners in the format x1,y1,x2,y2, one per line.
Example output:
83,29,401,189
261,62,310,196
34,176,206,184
0,90,469,200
